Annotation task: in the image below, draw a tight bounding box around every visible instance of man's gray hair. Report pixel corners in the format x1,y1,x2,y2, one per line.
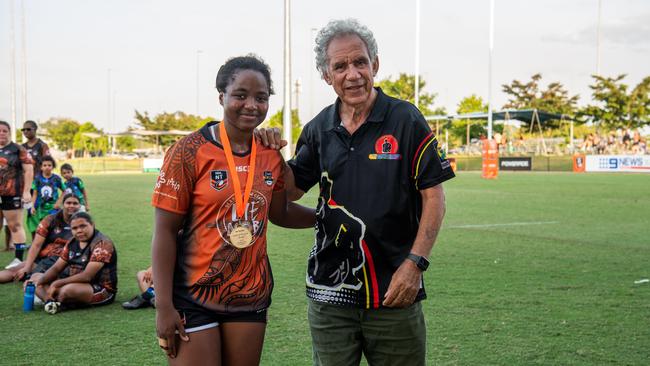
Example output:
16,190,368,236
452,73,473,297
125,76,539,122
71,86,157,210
314,18,378,78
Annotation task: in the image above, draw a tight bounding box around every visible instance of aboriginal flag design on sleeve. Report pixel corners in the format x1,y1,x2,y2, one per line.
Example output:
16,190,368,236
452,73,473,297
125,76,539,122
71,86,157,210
152,122,285,314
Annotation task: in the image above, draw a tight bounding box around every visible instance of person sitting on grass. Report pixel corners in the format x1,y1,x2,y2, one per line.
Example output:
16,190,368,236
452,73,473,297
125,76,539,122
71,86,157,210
35,212,117,314
122,266,155,309
27,156,65,238
60,163,90,212
0,194,81,285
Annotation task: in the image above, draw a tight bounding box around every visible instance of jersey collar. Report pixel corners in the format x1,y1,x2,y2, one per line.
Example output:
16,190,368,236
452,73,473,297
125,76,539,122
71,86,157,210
326,87,390,131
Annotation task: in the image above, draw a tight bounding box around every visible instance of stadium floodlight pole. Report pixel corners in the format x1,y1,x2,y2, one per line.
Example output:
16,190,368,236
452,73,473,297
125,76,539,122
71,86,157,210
414,0,420,109
107,68,112,133
196,50,203,116
310,27,317,120
20,0,27,127
487,0,495,140
113,90,117,134
10,0,17,142
282,0,292,159
596,0,602,76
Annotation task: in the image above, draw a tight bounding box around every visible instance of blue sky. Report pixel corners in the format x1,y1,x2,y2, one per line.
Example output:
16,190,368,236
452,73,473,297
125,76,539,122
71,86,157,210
1,0,648,133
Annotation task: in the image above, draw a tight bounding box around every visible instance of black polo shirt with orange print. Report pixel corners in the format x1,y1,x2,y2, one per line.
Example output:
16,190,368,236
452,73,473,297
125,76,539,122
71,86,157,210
152,122,285,314
289,87,455,309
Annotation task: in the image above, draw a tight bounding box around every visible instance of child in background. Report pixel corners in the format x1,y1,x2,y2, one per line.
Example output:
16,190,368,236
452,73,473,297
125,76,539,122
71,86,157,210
60,164,89,212
27,156,65,238
122,266,155,309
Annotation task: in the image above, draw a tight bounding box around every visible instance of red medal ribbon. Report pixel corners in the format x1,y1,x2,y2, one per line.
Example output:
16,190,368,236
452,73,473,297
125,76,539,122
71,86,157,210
219,121,257,219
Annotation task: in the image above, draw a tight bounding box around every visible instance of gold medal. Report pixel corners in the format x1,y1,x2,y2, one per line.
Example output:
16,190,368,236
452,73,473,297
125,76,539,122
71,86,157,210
219,122,258,249
229,222,254,249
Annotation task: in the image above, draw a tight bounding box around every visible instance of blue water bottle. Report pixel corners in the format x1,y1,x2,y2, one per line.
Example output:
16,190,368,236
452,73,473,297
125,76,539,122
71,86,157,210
23,281,35,312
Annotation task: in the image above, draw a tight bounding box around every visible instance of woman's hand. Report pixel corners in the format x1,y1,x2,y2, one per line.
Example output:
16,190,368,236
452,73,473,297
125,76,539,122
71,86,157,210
156,305,189,359
21,191,31,205
143,268,153,284
47,282,61,300
14,267,29,282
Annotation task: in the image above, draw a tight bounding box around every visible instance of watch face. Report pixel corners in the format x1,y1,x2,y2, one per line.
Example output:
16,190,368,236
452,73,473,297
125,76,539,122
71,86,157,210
418,257,430,271
408,254,429,271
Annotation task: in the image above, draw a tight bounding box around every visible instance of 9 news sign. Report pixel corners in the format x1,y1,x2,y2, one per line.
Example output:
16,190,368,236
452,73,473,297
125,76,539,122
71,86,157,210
586,155,650,173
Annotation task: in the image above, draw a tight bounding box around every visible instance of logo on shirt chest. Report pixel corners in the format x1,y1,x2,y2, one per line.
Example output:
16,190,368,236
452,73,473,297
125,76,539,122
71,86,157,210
368,135,401,160
210,170,228,191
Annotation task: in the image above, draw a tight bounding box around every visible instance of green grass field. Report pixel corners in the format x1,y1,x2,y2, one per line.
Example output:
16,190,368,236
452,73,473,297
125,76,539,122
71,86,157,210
1,172,648,365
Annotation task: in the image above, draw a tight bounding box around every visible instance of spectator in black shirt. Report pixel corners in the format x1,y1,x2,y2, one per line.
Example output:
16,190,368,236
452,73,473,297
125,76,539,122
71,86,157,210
260,18,454,366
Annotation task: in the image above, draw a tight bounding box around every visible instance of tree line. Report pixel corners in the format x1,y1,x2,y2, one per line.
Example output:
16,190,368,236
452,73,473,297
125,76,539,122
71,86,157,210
39,72,648,154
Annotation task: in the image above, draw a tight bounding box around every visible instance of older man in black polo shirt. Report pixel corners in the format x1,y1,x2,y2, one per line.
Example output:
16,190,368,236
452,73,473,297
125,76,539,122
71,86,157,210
263,18,454,365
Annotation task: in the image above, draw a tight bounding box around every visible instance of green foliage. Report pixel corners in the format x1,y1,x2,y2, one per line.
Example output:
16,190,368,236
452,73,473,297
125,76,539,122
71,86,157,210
134,110,211,146
72,122,107,155
450,94,489,145
581,74,650,128
41,118,80,151
376,73,445,115
262,109,302,142
117,135,136,152
502,73,579,129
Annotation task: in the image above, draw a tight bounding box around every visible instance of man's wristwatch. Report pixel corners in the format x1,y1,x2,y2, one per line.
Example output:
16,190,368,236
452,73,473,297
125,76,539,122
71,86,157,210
406,253,430,271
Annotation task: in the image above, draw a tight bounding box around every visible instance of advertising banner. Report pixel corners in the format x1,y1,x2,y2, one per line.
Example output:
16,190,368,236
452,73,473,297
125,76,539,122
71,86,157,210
585,155,650,173
573,154,586,173
499,157,532,171
143,158,164,173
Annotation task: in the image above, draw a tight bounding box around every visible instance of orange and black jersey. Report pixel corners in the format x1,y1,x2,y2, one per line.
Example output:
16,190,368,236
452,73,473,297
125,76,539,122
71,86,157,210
0,142,34,196
35,212,72,258
152,122,285,314
60,230,117,293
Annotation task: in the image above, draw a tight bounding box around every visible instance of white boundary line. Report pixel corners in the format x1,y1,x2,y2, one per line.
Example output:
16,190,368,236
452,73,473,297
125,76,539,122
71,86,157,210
446,221,559,229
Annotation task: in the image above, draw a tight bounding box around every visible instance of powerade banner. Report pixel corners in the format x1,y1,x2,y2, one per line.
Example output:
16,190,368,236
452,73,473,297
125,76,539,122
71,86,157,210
585,155,650,173
499,157,532,171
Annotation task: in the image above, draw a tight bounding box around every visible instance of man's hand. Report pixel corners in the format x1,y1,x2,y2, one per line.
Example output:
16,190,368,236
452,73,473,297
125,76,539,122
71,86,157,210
255,128,287,150
382,259,422,308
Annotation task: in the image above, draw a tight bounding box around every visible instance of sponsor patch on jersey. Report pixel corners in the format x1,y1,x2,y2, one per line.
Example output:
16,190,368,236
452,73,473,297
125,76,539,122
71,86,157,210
369,134,401,160
210,170,228,191
263,171,273,186
437,145,451,169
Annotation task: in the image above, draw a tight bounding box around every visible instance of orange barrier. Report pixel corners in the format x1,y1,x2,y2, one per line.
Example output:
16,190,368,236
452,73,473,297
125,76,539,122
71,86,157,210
572,154,586,173
481,139,499,179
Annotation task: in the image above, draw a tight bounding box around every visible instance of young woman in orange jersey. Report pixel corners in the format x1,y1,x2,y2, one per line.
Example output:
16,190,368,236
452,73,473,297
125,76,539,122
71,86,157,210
152,55,314,365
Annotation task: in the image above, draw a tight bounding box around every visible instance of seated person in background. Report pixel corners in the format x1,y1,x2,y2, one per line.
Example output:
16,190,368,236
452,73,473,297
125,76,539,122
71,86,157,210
0,193,81,284
35,212,117,314
122,266,155,309
60,163,90,212
27,156,65,238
